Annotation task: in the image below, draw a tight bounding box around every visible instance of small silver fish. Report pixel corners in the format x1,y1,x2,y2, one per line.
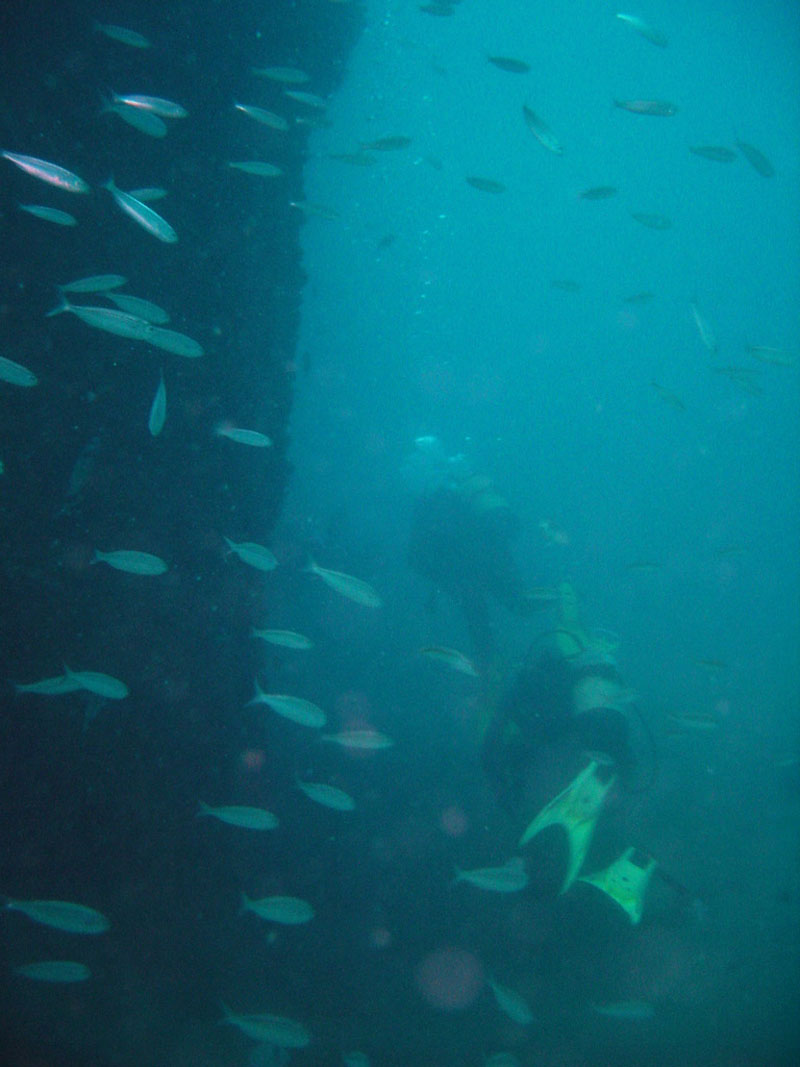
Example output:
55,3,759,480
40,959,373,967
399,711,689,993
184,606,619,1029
0,354,38,387
307,561,381,607
251,628,312,649
63,666,129,699
148,372,167,436
216,424,272,447
19,204,77,226
197,802,278,830
91,549,168,575
106,293,169,324
320,729,393,750
522,105,563,154
297,779,355,811
249,684,327,728
93,21,151,48
103,178,177,242
240,893,315,924
228,161,283,177
224,538,277,572
59,274,127,293
15,960,91,983
234,103,289,131
105,103,167,138
6,898,110,934
2,151,90,193
111,93,187,118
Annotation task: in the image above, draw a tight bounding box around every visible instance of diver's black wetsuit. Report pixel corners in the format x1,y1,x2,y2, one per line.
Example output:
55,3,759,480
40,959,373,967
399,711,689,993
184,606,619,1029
482,653,636,811
407,486,525,665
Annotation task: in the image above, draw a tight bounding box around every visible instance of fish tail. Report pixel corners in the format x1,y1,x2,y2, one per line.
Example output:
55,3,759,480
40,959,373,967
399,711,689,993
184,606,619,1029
197,801,211,817
46,292,71,317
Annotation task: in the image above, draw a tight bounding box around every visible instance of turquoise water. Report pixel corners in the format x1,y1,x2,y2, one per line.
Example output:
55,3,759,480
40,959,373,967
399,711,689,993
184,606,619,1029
1,1,798,1064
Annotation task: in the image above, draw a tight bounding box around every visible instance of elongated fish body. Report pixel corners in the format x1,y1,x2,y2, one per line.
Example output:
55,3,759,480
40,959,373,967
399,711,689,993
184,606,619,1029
6,898,110,934
297,779,355,811
251,66,310,84
112,93,187,119
234,103,289,131
107,104,167,138
103,179,177,242
455,859,528,893
420,646,479,677
320,729,393,750
488,978,534,1025
15,960,91,982
307,561,382,607
522,105,563,154
250,685,326,728
735,140,775,177
144,325,203,358
690,302,718,353
241,893,315,924
0,355,38,387
221,1006,311,1048
63,666,129,699
127,186,166,202
689,145,736,162
224,538,277,571
15,673,83,695
107,293,169,324
59,274,127,293
197,802,278,829
228,160,283,177
591,999,654,1019
2,151,90,193
614,99,677,116
216,424,272,447
615,13,668,47
93,22,150,48
148,372,167,436
48,295,152,341
92,549,168,575
19,204,77,226
251,628,312,649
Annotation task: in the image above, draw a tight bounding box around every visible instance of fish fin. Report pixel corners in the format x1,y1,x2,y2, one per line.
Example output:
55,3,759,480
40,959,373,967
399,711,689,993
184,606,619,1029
46,293,71,318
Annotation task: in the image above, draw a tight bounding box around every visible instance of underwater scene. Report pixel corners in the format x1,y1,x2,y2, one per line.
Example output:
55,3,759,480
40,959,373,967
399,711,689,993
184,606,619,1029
1,1,798,1064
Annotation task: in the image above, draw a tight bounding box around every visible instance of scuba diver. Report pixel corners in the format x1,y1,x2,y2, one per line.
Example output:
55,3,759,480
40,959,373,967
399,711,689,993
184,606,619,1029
482,586,694,923
406,437,539,668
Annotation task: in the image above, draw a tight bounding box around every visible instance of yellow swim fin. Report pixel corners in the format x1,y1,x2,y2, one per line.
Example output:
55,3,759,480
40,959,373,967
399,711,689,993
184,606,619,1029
577,846,657,924
519,760,616,892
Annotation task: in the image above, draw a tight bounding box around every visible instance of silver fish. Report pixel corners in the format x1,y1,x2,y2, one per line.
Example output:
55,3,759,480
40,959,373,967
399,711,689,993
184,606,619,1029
93,21,150,48
2,151,89,193
307,561,381,607
111,93,187,118
59,274,127,293
522,105,563,154
15,960,91,982
234,103,289,131
297,779,355,811
240,893,315,924
91,549,168,575
106,292,170,324
19,204,77,226
197,802,278,830
148,371,167,436
6,898,110,934
216,424,272,447
103,178,177,243
249,684,327,728
0,354,38,387
224,538,277,571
